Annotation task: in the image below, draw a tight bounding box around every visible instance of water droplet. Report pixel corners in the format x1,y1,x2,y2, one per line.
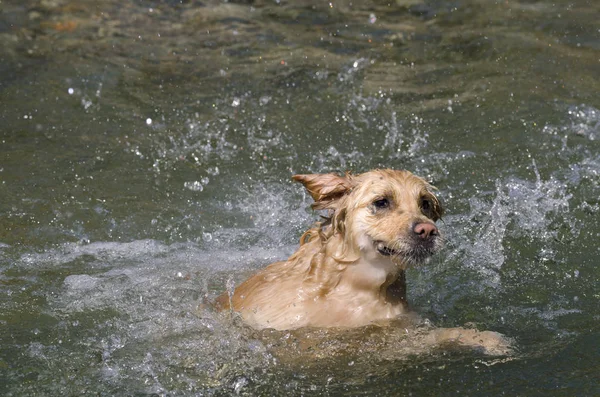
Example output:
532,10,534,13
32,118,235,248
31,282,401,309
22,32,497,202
184,181,204,192
233,377,248,394
68,87,74,95
146,118,152,126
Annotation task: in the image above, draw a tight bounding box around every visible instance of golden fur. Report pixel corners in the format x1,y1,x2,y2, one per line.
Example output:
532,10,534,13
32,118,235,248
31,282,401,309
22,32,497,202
216,169,445,330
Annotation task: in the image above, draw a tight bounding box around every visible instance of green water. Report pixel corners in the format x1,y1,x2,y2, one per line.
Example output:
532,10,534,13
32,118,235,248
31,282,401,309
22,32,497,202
1,0,599,395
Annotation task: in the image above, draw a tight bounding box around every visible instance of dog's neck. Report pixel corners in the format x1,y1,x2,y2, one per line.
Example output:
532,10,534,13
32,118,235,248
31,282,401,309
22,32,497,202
341,252,407,305
299,228,408,306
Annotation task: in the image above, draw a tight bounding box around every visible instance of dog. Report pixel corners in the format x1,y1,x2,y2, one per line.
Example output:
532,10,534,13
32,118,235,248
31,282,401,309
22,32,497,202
216,169,445,330
216,169,512,355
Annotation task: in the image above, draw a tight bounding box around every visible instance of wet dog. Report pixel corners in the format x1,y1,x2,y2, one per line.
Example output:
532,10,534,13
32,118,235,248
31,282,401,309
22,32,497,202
217,169,444,330
216,169,511,355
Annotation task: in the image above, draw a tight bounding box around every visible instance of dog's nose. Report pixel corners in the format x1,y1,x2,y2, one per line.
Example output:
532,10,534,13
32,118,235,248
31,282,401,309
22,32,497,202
413,222,438,239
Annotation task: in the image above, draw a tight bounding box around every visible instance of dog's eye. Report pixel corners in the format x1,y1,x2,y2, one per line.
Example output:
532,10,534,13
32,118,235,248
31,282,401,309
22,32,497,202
421,198,436,218
421,197,441,220
421,199,431,212
373,198,390,210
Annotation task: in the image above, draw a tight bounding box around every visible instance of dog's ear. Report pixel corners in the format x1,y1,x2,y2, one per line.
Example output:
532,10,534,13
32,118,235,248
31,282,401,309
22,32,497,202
292,173,352,210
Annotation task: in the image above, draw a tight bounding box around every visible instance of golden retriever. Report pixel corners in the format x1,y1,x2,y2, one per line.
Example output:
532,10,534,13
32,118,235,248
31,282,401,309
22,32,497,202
216,169,511,354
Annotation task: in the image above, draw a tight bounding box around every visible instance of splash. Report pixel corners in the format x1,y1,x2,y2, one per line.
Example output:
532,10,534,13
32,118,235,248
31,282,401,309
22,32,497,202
230,181,312,248
382,113,431,160
444,159,573,289
7,240,284,394
567,105,600,141
542,104,600,152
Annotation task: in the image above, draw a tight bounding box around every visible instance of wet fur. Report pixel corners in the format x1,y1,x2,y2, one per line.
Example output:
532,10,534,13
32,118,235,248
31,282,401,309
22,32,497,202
215,169,511,355
216,169,443,330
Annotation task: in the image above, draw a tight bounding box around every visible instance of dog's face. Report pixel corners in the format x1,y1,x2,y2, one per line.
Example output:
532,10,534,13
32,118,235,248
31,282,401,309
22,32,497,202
293,169,443,268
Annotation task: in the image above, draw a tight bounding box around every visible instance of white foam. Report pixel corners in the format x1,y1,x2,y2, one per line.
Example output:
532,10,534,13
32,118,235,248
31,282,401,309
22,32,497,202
14,237,279,392
63,274,99,291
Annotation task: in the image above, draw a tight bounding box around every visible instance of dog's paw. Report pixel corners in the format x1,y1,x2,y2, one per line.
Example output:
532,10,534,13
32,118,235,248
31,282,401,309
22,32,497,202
427,327,514,356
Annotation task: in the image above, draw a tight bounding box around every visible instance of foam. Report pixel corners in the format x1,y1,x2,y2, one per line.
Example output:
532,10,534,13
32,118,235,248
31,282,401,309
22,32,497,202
11,238,283,393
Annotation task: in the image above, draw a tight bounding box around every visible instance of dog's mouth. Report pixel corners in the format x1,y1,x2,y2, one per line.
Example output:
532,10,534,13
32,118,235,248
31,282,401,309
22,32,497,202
373,238,440,266
375,241,401,257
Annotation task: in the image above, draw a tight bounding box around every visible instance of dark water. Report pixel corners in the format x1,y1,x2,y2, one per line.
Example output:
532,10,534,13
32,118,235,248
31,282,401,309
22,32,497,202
1,0,599,395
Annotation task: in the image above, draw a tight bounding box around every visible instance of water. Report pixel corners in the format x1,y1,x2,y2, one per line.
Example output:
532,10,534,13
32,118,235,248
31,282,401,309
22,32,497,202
1,0,599,395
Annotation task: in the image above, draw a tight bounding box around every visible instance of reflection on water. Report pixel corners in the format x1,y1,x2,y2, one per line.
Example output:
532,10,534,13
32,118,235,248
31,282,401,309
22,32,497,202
1,0,600,395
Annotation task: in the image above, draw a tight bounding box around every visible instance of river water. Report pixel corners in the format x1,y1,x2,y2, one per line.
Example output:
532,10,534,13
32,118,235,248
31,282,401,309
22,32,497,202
1,0,599,395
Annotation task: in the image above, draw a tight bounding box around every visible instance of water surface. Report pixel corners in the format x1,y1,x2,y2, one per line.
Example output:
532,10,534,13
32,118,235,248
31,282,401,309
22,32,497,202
1,0,599,395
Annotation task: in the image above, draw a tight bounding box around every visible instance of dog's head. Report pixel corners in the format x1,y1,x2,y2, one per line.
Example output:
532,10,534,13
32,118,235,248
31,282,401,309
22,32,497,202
293,169,443,268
